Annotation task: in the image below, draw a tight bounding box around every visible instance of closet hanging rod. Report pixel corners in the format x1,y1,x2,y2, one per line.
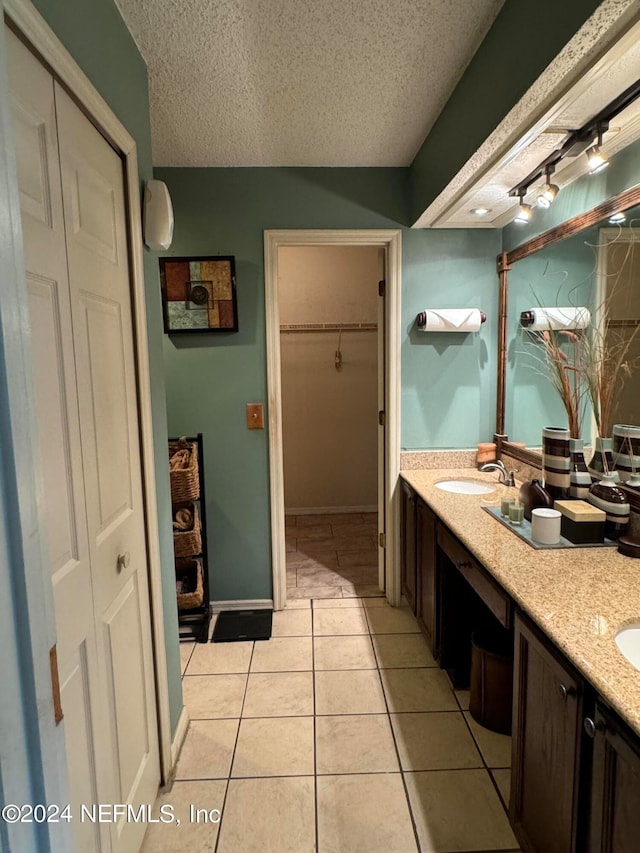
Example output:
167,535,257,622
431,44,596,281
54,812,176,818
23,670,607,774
280,322,378,332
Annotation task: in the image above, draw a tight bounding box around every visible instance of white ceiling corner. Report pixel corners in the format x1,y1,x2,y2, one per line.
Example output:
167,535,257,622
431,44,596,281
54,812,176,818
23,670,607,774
115,0,504,167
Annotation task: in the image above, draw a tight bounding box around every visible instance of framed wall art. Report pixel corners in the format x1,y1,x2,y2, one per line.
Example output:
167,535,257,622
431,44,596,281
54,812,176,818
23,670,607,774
160,255,238,334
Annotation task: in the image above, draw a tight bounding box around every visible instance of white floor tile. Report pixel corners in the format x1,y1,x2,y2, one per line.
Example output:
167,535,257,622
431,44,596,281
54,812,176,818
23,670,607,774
175,719,239,780
186,641,253,675
464,711,512,768
313,634,377,670
315,669,386,715
242,672,314,717
231,716,314,777
381,668,458,713
250,636,312,672
405,769,518,852
141,780,226,852
312,607,370,636
316,714,398,774
391,712,482,771
217,777,315,853
317,774,418,853
182,674,247,719
271,609,312,637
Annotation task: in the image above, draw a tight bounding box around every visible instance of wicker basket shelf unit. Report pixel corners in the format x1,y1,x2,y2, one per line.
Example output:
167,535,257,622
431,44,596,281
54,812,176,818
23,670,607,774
168,434,210,641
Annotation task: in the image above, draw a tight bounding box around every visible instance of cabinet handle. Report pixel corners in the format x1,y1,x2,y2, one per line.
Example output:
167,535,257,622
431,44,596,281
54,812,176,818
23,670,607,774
583,717,606,739
559,683,575,701
458,560,472,570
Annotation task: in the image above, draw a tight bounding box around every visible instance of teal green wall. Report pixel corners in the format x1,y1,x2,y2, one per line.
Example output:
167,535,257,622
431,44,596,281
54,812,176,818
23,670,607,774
410,0,602,222
156,166,500,600
32,0,182,735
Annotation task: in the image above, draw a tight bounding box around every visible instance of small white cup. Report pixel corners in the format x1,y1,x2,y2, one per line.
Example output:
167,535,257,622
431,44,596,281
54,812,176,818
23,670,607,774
531,508,562,545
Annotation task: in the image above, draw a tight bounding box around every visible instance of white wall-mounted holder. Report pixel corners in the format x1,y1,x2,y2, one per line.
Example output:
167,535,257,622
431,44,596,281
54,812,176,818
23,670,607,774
416,308,486,332
143,179,174,250
520,306,591,330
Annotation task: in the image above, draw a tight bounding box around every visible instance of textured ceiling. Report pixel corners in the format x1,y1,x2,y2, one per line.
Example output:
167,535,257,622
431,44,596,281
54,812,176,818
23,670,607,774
115,0,504,167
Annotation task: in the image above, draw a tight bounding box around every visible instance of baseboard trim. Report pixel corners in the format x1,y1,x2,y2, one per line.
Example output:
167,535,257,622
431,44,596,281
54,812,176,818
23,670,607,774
286,506,377,515
211,599,274,612
166,705,189,788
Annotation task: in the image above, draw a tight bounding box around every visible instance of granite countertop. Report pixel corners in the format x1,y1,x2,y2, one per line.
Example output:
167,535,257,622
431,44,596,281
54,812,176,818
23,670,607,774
401,467,640,737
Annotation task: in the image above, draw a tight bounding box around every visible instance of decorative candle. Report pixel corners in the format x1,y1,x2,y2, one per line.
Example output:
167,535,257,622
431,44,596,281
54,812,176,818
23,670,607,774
509,501,524,525
501,497,515,518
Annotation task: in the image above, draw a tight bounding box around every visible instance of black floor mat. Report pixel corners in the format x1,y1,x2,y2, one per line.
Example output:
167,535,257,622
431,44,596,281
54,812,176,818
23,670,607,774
212,609,273,642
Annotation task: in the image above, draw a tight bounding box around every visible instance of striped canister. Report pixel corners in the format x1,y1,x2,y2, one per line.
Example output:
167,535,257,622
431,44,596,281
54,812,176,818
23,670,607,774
587,474,630,540
542,427,571,501
612,424,640,483
569,439,591,500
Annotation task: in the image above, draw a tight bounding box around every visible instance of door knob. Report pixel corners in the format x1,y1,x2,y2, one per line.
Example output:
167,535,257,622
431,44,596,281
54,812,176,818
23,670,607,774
117,552,130,571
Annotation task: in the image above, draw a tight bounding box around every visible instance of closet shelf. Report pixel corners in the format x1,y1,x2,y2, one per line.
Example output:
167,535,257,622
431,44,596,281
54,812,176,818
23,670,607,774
280,322,377,332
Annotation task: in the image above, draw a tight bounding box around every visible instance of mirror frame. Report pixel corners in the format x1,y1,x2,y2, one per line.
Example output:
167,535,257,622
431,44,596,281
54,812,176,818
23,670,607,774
495,181,640,508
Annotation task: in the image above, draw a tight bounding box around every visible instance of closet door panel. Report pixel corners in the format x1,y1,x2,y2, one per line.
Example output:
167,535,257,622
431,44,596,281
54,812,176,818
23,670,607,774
60,644,102,853
55,81,160,847
79,293,134,535
7,30,108,853
104,576,151,802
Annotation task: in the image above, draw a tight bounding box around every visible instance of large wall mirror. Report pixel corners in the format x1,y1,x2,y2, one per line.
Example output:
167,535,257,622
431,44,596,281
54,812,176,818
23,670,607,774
496,184,640,487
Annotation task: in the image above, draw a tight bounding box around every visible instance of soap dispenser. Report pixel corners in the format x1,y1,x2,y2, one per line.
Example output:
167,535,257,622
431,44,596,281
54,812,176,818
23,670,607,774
519,479,553,522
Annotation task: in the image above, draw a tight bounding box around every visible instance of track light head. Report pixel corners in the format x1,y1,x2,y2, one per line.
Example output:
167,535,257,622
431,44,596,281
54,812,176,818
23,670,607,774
537,182,559,208
586,144,609,174
514,201,532,225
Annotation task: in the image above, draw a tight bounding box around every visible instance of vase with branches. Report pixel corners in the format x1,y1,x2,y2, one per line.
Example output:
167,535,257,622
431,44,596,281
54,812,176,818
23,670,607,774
530,326,589,439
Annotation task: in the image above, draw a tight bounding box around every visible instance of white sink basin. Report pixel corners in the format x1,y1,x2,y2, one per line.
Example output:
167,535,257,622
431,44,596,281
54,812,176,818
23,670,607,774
435,479,496,495
615,625,640,671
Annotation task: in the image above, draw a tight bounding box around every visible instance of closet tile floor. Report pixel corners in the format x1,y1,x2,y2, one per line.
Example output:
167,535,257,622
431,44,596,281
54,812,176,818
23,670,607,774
146,600,519,853
285,512,383,599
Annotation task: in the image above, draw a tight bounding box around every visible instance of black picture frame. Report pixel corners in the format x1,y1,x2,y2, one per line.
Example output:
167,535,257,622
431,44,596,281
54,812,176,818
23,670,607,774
160,255,238,334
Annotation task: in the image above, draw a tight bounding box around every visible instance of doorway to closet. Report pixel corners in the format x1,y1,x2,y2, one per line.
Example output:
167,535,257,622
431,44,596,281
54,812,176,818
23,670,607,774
279,245,382,602
264,229,402,611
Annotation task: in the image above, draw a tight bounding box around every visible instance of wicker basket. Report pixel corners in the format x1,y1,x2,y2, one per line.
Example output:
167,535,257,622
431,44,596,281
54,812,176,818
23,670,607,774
176,558,203,610
173,504,202,557
169,437,199,503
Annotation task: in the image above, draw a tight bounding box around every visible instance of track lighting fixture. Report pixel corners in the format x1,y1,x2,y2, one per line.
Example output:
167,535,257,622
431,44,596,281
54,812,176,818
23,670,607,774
508,80,640,209
514,192,532,225
536,166,559,208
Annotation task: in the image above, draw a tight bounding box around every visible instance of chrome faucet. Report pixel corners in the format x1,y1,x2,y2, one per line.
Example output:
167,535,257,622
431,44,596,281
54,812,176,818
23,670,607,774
480,460,517,487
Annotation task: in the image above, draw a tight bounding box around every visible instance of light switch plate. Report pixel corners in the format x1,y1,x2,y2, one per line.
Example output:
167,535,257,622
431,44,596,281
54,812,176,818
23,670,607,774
246,403,264,429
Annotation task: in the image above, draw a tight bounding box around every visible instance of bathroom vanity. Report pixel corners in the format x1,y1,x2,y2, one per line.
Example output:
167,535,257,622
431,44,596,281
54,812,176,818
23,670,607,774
400,469,640,853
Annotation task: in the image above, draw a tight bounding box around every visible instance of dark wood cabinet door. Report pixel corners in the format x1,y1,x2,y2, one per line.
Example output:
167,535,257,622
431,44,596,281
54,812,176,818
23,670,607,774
511,613,583,853
588,703,640,853
400,479,417,613
416,498,437,655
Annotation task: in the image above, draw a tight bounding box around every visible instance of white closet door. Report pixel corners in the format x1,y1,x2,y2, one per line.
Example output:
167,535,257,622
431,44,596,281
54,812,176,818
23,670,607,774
55,83,160,853
7,30,109,853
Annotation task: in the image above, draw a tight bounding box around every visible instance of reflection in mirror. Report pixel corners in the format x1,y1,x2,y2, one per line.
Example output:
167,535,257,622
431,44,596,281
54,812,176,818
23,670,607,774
505,206,640,450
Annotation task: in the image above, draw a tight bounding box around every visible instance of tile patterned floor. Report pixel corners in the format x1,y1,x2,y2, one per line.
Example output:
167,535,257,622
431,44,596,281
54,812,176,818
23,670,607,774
147,600,519,852
286,512,383,600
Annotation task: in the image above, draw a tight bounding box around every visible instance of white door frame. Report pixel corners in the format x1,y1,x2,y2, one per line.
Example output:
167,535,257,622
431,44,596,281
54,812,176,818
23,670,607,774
264,229,402,610
3,0,174,782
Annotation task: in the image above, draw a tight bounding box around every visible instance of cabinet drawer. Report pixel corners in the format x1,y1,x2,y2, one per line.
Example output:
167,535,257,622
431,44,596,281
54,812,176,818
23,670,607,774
437,523,512,629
